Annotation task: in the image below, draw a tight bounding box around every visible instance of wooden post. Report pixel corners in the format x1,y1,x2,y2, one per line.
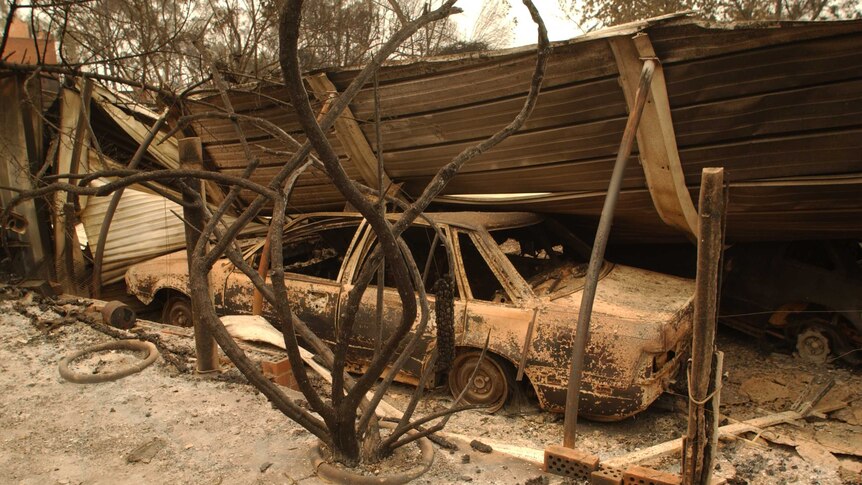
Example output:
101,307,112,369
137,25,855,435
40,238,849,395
178,137,220,374
682,167,726,485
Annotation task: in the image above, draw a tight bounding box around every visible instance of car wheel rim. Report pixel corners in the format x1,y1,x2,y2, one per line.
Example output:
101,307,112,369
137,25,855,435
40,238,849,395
449,353,508,413
797,327,830,364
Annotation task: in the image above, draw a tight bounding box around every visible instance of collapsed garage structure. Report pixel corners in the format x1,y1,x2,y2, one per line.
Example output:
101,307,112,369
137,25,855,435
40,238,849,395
1,9,861,485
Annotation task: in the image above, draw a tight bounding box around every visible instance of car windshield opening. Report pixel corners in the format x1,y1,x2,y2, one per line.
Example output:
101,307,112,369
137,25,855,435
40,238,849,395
357,225,457,297
489,219,591,298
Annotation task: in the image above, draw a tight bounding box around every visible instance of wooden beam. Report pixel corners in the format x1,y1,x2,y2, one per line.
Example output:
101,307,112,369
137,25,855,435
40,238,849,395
305,73,393,190
609,33,698,238
0,76,48,278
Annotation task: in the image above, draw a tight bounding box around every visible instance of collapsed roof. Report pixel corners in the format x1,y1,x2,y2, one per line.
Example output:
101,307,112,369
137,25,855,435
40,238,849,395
185,14,862,243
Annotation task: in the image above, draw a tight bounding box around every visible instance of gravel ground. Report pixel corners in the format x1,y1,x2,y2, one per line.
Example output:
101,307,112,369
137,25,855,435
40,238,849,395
0,287,859,484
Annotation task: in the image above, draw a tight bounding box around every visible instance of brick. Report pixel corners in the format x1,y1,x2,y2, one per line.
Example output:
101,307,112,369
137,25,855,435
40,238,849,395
544,445,600,480
261,357,299,390
591,465,624,485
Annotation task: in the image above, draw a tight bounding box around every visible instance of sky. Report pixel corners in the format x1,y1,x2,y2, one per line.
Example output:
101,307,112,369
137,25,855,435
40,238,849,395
450,0,584,48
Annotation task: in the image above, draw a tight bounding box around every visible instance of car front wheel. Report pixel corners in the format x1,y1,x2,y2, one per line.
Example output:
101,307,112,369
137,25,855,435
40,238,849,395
162,295,193,327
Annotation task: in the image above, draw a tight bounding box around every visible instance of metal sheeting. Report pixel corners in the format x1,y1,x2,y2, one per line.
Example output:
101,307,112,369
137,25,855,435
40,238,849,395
80,172,258,284
191,16,862,242
81,178,186,285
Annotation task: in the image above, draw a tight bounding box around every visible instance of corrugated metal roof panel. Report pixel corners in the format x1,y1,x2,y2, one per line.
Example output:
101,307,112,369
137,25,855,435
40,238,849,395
190,17,862,242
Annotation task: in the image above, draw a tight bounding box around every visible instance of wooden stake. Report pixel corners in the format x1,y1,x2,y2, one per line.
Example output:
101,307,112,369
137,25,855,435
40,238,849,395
682,167,726,485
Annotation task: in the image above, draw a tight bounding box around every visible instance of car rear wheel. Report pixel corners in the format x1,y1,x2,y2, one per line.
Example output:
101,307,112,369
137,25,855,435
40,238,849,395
448,351,510,413
794,314,862,366
796,327,831,364
162,295,193,327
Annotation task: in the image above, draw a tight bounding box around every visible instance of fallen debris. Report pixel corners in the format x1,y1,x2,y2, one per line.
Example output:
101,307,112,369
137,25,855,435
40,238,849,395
220,315,403,419
0,289,858,483
470,440,493,454
795,442,841,470
814,424,862,458
604,376,836,468
126,438,166,464
740,377,792,403
832,402,862,426
522,476,548,485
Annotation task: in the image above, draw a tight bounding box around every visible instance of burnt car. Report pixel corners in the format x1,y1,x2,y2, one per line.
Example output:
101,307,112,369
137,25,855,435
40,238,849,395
126,212,694,421
721,240,862,365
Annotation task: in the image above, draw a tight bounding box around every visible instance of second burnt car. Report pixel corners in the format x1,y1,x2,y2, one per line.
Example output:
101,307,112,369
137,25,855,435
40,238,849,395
721,240,862,365
126,212,695,421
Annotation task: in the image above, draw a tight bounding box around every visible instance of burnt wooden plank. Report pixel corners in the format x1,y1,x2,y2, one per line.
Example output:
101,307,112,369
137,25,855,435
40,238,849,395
223,163,360,187
346,41,619,119
672,78,862,148
400,127,862,196
402,154,644,195
202,135,346,169
648,20,862,64
238,183,346,211
362,78,625,152
676,128,862,185
664,33,862,107
384,117,630,178
190,110,303,144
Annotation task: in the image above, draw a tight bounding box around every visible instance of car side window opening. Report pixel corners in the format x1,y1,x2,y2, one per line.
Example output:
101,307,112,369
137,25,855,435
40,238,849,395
457,232,512,303
357,225,457,297
276,224,359,281
489,220,590,298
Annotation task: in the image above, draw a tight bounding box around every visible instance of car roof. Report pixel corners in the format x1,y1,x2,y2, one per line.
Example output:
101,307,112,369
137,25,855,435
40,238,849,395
292,211,544,231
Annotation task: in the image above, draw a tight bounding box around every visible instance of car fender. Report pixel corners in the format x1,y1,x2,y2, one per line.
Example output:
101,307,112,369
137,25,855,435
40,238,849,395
125,254,190,305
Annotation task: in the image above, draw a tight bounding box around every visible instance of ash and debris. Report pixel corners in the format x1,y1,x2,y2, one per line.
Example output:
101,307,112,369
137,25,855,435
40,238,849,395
0,284,859,484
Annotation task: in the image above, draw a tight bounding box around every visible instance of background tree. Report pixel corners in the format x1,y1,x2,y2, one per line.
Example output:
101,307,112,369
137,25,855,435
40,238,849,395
1,0,516,103
559,0,862,32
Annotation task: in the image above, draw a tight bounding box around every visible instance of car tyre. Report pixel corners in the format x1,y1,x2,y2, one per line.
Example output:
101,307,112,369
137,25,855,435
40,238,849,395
796,327,831,364
448,351,511,413
162,295,193,327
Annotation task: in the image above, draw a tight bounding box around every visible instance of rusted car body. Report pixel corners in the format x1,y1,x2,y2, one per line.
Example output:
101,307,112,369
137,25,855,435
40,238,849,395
126,212,695,421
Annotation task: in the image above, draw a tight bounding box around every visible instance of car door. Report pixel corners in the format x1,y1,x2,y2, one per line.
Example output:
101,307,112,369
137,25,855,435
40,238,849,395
452,229,537,372
218,216,363,345
344,222,466,381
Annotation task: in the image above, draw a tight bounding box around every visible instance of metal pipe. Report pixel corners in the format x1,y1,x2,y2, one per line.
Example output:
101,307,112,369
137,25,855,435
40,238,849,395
252,234,271,315
562,59,656,448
